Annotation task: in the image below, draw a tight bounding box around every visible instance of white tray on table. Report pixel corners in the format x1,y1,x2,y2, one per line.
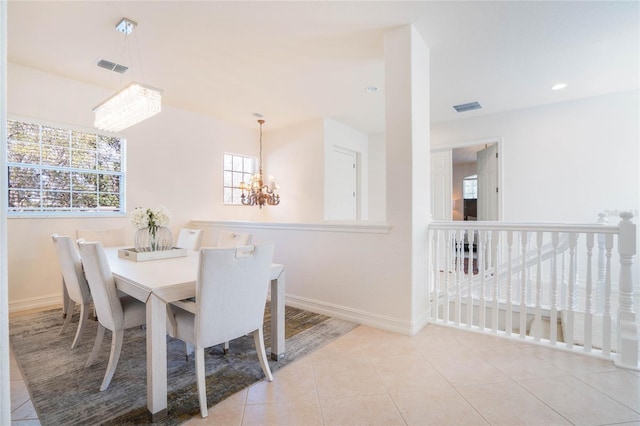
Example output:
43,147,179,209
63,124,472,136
118,247,188,262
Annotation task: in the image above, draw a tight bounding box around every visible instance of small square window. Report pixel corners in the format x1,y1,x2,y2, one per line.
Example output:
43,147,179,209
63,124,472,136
223,153,256,205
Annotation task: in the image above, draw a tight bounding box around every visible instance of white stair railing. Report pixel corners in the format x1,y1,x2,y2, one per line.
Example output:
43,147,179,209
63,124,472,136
427,213,638,369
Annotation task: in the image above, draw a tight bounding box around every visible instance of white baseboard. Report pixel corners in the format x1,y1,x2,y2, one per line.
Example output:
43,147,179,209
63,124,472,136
9,293,61,313
285,294,415,336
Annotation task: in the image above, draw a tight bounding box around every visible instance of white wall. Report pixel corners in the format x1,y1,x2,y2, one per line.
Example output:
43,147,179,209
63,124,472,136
432,90,640,224
368,132,386,221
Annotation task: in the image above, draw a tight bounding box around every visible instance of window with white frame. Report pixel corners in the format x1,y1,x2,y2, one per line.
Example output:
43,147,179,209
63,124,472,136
463,174,478,199
7,119,125,215
223,153,256,205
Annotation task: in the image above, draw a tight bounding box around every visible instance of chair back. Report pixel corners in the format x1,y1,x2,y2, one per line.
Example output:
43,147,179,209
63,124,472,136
217,231,252,248
77,240,124,331
51,234,91,304
195,243,274,348
176,228,203,251
76,228,126,247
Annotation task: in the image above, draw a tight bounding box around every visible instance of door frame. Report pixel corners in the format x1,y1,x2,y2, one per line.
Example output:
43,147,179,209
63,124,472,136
431,137,503,222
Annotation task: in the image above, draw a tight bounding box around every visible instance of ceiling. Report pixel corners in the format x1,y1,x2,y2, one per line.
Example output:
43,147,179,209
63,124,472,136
7,1,639,134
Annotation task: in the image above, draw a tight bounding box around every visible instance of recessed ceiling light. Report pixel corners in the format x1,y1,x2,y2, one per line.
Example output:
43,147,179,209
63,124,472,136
552,83,567,91
365,86,378,93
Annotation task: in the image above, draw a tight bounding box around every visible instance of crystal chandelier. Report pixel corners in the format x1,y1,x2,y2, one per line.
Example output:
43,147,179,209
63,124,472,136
238,120,280,208
93,82,162,132
93,18,162,132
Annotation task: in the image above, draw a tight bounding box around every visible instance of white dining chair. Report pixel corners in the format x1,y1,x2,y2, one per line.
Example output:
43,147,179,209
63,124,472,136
176,228,203,251
167,243,274,418
217,231,252,248
77,240,147,391
217,231,253,354
51,234,93,349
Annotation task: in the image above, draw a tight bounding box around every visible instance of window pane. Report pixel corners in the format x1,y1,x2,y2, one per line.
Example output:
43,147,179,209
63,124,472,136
223,171,233,187
43,191,70,208
42,144,70,167
72,193,98,209
98,174,120,193
223,154,232,170
72,131,97,150
232,188,242,204
8,190,41,208
41,126,69,147
233,171,245,187
223,187,233,204
42,169,70,190
97,136,121,171
8,140,40,164
9,167,40,189
71,149,96,169
99,193,120,208
8,121,39,142
72,172,97,191
233,155,243,171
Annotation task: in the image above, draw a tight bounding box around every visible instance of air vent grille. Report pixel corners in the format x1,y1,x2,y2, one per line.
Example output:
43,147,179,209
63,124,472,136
97,59,128,74
453,102,481,113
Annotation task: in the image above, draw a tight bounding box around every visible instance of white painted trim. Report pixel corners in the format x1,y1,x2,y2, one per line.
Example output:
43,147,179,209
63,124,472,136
285,294,413,335
191,220,391,234
9,294,61,314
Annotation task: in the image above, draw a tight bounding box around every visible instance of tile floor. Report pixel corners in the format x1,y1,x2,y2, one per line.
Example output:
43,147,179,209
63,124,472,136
11,321,640,425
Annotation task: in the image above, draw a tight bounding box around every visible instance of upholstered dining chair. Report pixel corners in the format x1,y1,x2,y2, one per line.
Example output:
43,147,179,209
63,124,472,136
176,228,203,251
77,240,147,392
167,243,275,418
51,234,93,349
217,231,252,248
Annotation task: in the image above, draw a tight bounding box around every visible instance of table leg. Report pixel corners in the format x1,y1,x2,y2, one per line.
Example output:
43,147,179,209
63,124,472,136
147,293,168,421
270,271,285,361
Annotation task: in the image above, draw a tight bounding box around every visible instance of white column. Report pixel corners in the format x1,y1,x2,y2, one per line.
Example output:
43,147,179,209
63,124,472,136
384,26,430,333
0,0,10,423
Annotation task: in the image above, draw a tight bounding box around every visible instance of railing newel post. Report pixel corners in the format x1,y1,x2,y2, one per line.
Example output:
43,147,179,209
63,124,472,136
616,212,638,368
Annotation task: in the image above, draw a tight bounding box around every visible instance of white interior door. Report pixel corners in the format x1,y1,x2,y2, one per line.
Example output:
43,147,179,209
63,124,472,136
430,150,452,221
477,144,499,221
327,147,357,221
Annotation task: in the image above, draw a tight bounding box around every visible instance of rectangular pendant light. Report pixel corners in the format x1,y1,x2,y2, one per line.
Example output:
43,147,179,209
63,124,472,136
93,82,162,133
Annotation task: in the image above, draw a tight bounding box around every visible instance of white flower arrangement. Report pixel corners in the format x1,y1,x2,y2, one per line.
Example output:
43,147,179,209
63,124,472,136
130,206,172,230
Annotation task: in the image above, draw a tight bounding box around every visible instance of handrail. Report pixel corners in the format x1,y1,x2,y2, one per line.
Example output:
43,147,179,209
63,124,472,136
429,220,620,235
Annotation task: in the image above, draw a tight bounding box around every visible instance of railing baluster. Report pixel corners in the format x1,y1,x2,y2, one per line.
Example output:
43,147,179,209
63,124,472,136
467,229,475,327
491,230,499,333
584,232,594,352
443,230,451,323
603,234,613,356
506,230,514,336
520,231,528,338
431,229,440,322
454,229,463,326
596,213,608,315
565,233,578,349
534,231,543,341
549,232,559,345
478,230,486,330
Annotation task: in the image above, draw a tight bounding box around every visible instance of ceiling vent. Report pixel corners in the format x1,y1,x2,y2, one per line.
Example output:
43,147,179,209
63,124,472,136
97,59,128,74
453,101,481,113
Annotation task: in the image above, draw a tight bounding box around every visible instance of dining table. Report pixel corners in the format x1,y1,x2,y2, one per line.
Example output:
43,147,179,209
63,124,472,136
103,247,286,422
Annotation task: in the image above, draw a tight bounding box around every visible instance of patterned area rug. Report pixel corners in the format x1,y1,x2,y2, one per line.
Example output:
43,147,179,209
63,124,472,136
10,305,358,425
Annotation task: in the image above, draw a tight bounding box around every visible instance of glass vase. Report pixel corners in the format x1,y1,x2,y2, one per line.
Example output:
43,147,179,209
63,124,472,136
134,226,173,252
